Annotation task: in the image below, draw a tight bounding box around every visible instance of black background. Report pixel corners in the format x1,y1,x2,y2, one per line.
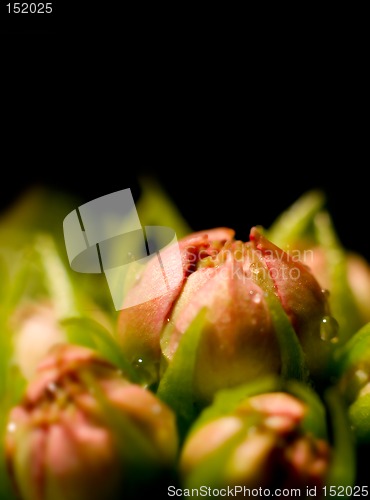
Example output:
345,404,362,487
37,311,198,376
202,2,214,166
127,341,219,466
2,135,368,261
1,10,369,261
1,7,370,491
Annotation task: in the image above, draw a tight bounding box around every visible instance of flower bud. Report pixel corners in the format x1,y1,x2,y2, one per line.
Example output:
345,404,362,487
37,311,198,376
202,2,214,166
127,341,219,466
5,344,178,500
180,391,330,491
267,190,370,343
334,322,370,444
9,301,66,381
249,228,334,380
118,225,333,403
117,227,235,383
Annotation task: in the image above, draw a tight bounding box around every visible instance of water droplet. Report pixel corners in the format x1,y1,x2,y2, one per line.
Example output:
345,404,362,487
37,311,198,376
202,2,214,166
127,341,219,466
47,382,58,394
322,289,330,299
249,290,255,295
46,382,58,396
252,293,261,304
165,317,174,327
249,263,261,277
7,422,16,433
355,369,368,386
133,357,144,371
320,315,339,342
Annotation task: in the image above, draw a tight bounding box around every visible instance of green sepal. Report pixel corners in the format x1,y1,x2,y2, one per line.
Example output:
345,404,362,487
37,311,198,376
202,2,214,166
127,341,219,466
0,366,26,500
61,317,139,383
189,376,328,441
189,376,280,435
157,309,207,439
267,190,325,248
324,387,356,495
332,322,370,379
251,252,310,383
137,176,192,239
314,212,362,344
349,393,370,444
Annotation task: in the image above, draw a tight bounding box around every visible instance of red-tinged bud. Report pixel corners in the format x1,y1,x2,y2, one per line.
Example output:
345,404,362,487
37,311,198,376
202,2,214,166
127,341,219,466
118,226,333,402
346,253,370,324
249,228,334,378
180,392,330,491
117,228,235,382
9,301,66,380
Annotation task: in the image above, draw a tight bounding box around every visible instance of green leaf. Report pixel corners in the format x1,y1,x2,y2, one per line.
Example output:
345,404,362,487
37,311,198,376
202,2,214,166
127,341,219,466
137,176,192,239
252,259,310,383
324,387,356,494
157,308,207,438
33,234,78,319
267,190,325,249
0,368,25,500
0,421,18,500
267,292,310,381
0,326,13,401
314,211,362,344
349,393,370,444
333,322,370,377
285,379,328,439
61,317,139,383
0,255,9,304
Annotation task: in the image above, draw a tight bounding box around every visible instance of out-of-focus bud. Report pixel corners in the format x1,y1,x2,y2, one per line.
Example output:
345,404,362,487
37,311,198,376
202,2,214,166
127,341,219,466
249,228,334,381
118,225,333,403
267,190,370,343
334,322,370,444
9,301,66,380
292,244,370,344
180,391,330,491
5,344,178,500
342,253,370,325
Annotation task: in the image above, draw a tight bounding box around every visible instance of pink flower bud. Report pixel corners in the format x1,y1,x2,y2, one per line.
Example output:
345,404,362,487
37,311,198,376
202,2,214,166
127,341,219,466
180,392,330,490
5,344,178,500
118,227,333,403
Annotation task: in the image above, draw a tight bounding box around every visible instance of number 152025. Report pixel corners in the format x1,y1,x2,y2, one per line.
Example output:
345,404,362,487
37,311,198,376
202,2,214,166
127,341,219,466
6,3,52,14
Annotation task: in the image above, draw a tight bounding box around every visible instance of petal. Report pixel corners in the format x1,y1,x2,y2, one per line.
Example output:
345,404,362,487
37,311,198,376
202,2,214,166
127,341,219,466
162,254,280,403
117,228,234,374
250,227,332,379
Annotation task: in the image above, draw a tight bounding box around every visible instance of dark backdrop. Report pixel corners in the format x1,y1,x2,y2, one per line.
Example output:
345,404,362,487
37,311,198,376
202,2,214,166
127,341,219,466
1,142,368,262
2,20,368,262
